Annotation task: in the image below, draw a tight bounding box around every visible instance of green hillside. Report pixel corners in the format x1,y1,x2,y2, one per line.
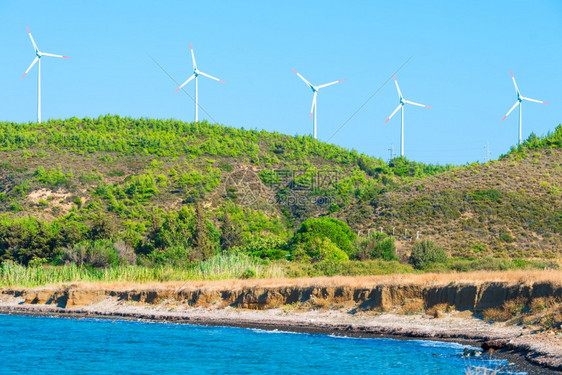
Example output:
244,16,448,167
0,115,559,268
339,145,562,259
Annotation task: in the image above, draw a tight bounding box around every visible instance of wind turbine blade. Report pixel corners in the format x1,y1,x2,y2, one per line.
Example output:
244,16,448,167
317,79,344,89
198,71,225,83
521,96,550,105
292,69,313,88
404,100,431,108
41,52,70,59
21,56,39,79
510,70,520,95
502,101,519,121
309,92,317,119
190,43,197,70
175,74,196,92
393,74,403,98
384,104,402,124
26,26,38,51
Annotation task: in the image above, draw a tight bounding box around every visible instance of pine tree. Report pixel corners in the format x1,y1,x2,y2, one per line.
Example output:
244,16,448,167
220,211,243,251
192,203,214,260
89,214,115,241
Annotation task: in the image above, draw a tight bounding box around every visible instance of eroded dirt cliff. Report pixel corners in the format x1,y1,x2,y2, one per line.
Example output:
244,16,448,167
4,280,560,312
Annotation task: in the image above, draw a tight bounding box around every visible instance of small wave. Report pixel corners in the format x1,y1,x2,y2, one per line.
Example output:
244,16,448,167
249,328,303,335
411,339,478,350
326,334,376,341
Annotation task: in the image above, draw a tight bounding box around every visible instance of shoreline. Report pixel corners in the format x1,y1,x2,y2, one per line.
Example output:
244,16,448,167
0,300,559,374
1,275,561,373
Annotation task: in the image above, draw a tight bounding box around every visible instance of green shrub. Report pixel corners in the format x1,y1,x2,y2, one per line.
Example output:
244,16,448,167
408,240,448,270
291,217,356,256
34,166,73,187
291,237,349,263
27,257,48,267
72,197,82,207
328,203,341,214
240,268,256,279
124,173,160,202
471,189,502,202
471,243,487,253
244,236,288,260
60,240,132,268
145,246,192,267
373,237,398,261
9,201,23,212
259,170,281,186
14,181,30,198
499,232,516,243
353,232,398,261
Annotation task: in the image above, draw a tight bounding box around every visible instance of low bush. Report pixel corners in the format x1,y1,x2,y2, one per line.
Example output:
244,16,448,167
244,236,288,260
353,232,398,261
408,240,448,270
290,217,356,256
60,240,135,268
290,237,349,263
240,268,256,279
143,246,192,267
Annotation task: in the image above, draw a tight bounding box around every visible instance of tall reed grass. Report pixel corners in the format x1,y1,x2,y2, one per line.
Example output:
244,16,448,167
1,253,559,288
0,253,285,287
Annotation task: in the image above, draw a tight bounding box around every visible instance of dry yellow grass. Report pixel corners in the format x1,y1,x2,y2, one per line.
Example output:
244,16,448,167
21,270,562,292
401,299,425,314
426,303,451,318
482,297,527,322
530,297,557,313
483,296,562,330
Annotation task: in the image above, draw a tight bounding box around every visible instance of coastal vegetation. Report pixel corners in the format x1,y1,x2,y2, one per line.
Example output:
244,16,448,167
0,253,557,288
0,116,559,286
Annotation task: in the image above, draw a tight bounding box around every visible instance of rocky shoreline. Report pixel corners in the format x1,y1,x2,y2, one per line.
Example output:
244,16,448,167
1,278,561,373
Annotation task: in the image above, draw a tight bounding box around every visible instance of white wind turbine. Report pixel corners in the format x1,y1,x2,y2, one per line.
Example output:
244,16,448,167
384,74,430,157
21,27,69,123
175,43,225,122
292,69,344,139
502,70,550,145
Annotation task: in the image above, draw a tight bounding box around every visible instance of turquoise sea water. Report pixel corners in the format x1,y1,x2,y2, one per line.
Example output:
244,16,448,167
0,314,522,374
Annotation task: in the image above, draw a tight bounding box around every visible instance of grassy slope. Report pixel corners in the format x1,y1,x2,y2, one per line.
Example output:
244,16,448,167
338,147,561,258
0,115,559,260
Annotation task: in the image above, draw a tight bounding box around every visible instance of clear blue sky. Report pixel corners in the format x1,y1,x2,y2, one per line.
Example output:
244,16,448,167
1,0,560,165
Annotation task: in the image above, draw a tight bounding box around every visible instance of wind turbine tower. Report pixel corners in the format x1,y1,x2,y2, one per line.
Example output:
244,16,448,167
175,43,225,123
292,69,344,139
21,27,69,123
384,74,430,157
501,71,550,145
